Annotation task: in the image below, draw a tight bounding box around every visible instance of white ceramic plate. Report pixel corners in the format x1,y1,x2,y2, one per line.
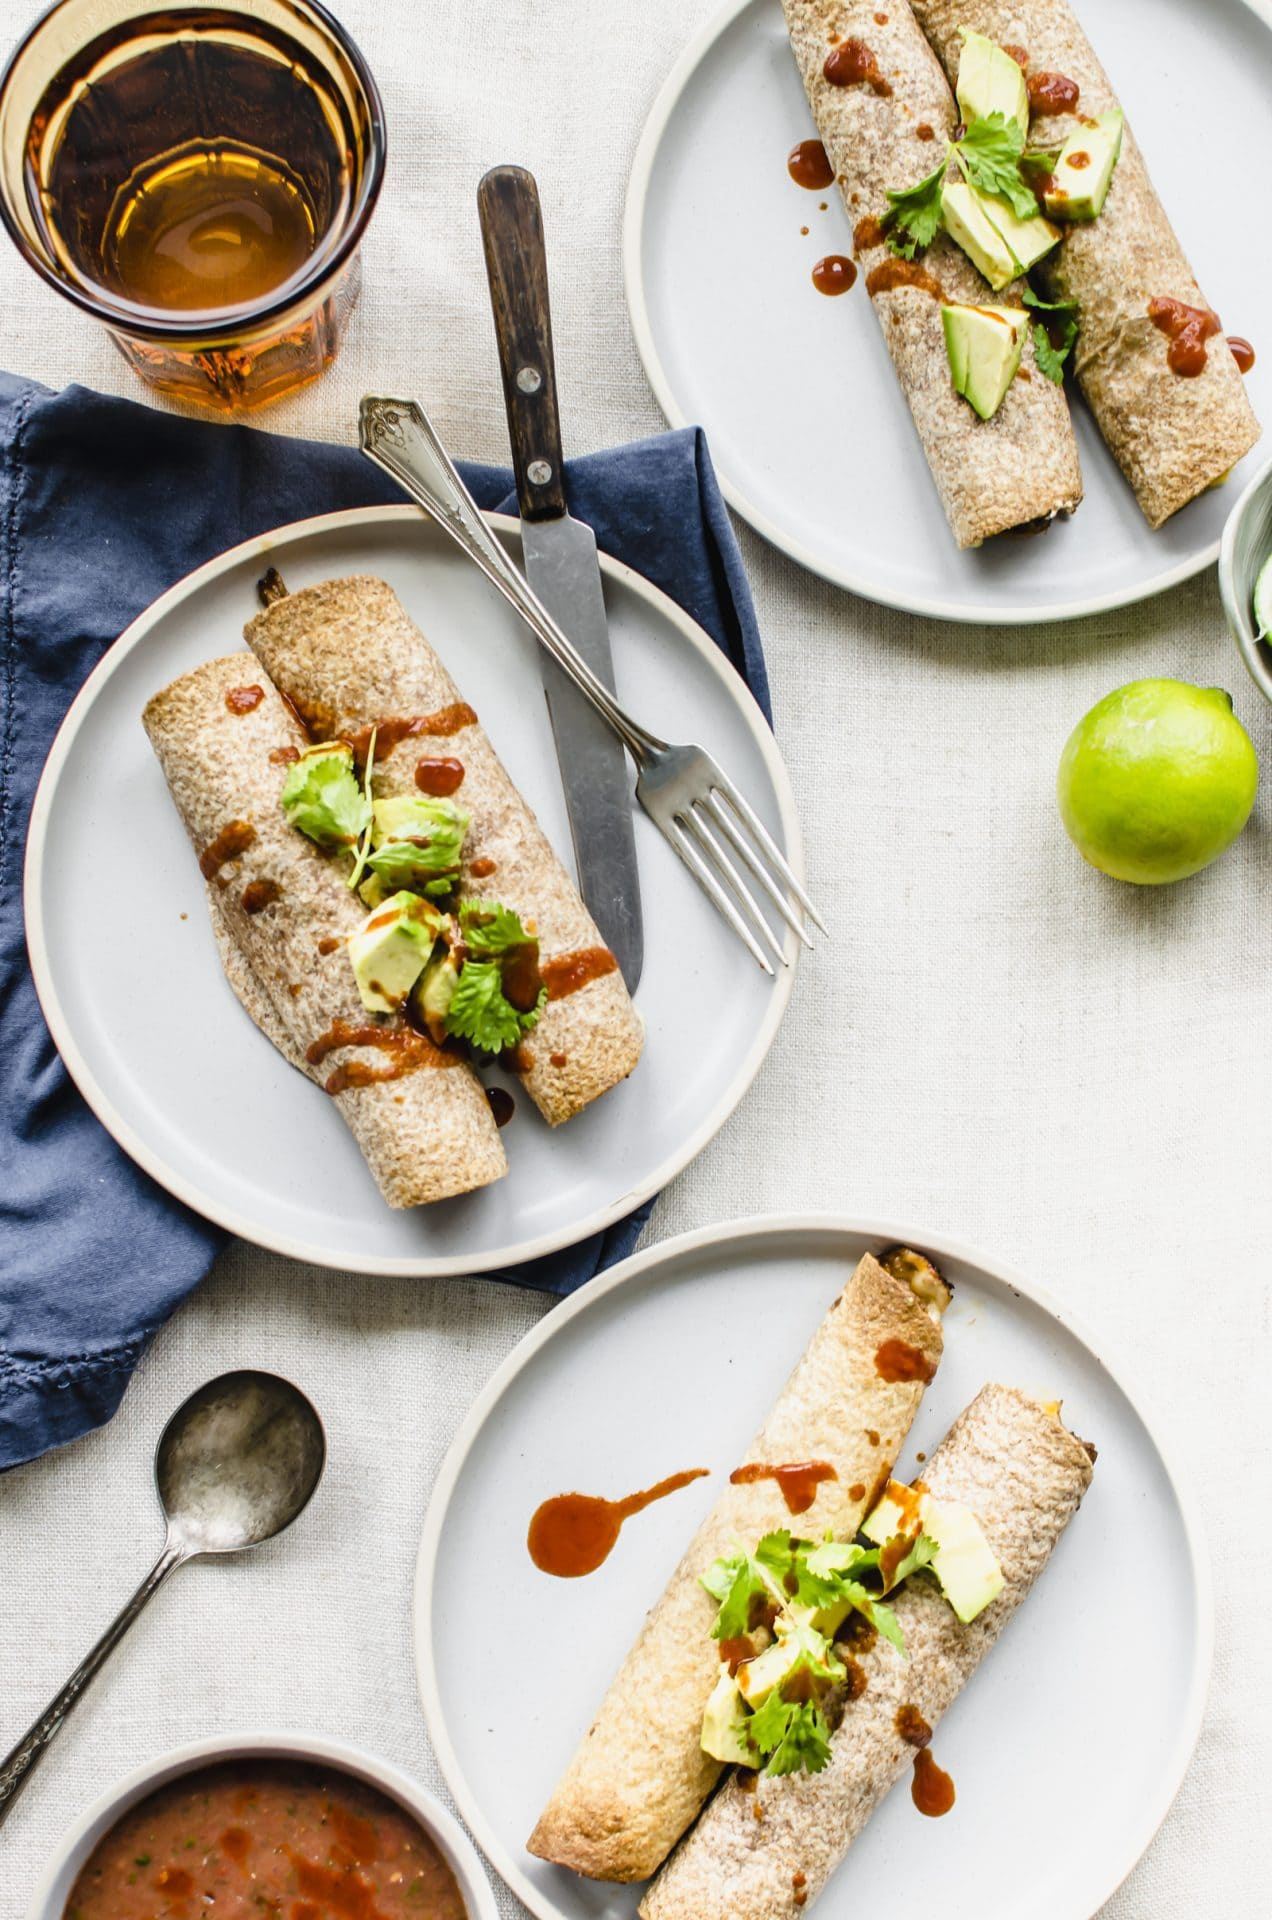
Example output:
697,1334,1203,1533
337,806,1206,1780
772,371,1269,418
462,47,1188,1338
624,0,1272,622
416,1214,1212,1920
24,507,800,1276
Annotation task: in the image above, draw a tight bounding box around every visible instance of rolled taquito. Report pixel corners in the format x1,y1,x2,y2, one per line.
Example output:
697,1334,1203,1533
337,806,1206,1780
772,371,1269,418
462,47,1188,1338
784,0,1082,546
143,653,507,1207
907,0,1261,527
640,1383,1095,1920
245,575,643,1126
527,1251,947,1881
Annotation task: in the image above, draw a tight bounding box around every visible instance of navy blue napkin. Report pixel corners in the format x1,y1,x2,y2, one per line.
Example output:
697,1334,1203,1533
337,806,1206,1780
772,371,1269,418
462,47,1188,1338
0,373,769,1470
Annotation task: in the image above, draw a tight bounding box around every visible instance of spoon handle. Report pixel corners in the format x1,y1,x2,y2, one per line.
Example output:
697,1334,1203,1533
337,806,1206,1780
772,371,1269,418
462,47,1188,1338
0,1538,188,1829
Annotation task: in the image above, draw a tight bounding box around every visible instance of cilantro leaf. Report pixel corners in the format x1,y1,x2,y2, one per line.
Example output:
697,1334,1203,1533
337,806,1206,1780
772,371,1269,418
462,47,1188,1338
701,1552,772,1641
954,113,1040,219
748,1693,833,1778
459,899,536,957
280,744,369,849
1022,288,1079,316
866,1597,907,1657
882,158,948,259
442,959,537,1054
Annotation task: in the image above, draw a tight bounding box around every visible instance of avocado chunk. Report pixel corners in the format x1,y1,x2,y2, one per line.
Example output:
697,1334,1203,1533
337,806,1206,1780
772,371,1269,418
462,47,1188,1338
943,303,1026,419
922,1497,1005,1622
1043,109,1123,222
410,945,461,1045
956,29,1028,136
736,1624,839,1709
940,180,1018,290
347,891,443,1014
700,1671,754,1767
862,1484,1004,1623
943,179,1060,285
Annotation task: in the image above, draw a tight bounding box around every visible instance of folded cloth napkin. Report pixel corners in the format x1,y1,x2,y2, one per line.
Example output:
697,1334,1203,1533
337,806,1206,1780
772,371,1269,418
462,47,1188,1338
0,373,769,1471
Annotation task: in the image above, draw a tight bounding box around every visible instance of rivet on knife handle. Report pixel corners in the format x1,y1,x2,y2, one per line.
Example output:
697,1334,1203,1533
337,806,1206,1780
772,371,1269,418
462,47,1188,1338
478,166,568,523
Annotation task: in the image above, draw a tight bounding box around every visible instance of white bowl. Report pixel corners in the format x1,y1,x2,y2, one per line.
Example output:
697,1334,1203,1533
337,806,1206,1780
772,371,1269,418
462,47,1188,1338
24,1731,501,1920
1219,449,1272,705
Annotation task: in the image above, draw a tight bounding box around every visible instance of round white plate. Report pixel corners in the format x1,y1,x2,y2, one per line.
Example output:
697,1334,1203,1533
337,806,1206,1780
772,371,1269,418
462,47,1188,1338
25,507,801,1276
624,0,1272,622
416,1214,1212,1920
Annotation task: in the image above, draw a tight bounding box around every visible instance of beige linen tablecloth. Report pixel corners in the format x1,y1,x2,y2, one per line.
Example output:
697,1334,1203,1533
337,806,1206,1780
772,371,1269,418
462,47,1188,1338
1,2,1268,1915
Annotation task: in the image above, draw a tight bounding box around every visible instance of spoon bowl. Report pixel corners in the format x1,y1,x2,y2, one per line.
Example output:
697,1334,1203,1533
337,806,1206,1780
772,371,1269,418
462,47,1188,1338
156,1369,326,1555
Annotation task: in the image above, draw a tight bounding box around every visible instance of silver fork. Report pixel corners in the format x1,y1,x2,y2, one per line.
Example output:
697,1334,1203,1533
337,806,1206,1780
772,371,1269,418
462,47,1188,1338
359,396,823,973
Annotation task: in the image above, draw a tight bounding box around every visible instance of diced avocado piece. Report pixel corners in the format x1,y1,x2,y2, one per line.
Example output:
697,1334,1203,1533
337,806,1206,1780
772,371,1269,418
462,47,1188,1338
700,1671,754,1767
371,793,470,848
940,180,1019,290
956,30,1028,136
978,186,1062,273
347,890,442,1014
922,1497,1005,1623
410,946,461,1045
1043,109,1123,221
862,1483,1004,1623
735,1625,835,1709
943,303,1025,419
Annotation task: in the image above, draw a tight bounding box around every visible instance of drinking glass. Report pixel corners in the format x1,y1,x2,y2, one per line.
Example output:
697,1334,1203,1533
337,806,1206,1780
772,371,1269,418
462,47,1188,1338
0,0,385,410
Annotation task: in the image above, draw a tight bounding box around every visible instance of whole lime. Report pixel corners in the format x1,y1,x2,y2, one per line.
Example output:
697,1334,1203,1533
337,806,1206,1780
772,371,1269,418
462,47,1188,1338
1057,679,1258,885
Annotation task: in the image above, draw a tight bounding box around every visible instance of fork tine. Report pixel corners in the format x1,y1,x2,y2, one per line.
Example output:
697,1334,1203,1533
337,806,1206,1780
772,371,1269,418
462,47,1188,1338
703,791,814,949
683,805,788,971
710,777,826,934
668,816,776,975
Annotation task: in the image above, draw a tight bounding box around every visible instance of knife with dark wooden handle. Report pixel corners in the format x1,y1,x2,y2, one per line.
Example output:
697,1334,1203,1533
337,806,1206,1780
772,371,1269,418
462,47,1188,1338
478,164,643,992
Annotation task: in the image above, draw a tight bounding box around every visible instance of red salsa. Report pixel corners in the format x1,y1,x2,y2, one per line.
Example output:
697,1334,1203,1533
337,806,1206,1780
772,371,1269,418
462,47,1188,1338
63,1759,468,1920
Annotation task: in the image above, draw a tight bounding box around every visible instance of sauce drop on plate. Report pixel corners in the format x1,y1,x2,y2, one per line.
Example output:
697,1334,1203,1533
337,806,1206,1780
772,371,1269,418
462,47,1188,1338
911,1745,956,1817
528,1469,709,1577
788,138,834,190
812,254,856,295
1229,335,1256,374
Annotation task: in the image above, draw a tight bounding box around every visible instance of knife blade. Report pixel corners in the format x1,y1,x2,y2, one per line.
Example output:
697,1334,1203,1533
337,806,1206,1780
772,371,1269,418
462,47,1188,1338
477,164,643,992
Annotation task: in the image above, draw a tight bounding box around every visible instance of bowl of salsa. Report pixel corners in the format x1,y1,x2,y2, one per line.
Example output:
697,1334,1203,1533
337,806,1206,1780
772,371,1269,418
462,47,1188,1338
25,1731,500,1920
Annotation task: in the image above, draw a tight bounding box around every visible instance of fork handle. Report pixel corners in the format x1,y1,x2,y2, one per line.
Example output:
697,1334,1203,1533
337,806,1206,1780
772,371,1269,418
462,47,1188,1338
359,396,664,764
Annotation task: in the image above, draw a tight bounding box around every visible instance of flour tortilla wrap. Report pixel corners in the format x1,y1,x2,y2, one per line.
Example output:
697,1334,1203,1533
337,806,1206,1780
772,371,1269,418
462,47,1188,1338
143,653,507,1208
907,0,1261,527
527,1251,946,1881
784,0,1082,547
640,1383,1095,1920
245,576,643,1126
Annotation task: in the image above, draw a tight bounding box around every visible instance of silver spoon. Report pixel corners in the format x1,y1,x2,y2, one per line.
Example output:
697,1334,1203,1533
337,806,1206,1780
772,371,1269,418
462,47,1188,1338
0,1369,325,1828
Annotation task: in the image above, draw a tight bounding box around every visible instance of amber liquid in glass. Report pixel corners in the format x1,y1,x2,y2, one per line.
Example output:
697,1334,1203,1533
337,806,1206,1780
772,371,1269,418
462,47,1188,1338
29,14,362,406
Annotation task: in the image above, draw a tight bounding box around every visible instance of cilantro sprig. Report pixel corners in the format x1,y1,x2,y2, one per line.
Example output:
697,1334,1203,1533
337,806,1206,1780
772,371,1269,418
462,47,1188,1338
882,114,1046,260
440,901,546,1055
1023,287,1080,382
748,1694,833,1778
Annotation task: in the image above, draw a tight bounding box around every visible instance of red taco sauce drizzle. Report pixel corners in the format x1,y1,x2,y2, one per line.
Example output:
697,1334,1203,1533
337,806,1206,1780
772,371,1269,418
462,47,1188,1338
866,257,945,301
486,1086,515,1127
812,254,856,295
469,856,497,877
414,755,465,796
198,819,256,881
823,37,892,96
788,138,834,190
269,743,300,764
1229,336,1256,374
875,1338,937,1383
541,946,618,1001
729,1460,838,1516
1148,296,1221,376
528,1470,709,1577
241,878,281,914
912,1746,956,1816
305,1019,461,1095
224,683,264,714
1026,69,1080,114
346,703,478,765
